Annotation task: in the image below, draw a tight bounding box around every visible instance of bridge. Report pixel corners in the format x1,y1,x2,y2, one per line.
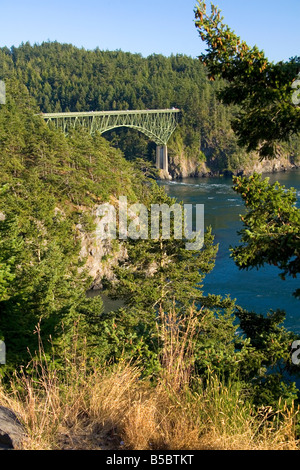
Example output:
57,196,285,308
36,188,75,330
41,108,180,174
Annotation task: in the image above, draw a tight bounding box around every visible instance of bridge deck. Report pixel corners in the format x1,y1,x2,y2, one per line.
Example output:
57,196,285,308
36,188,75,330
41,109,180,118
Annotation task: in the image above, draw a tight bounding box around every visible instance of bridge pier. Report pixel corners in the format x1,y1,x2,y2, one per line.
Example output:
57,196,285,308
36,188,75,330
156,145,168,173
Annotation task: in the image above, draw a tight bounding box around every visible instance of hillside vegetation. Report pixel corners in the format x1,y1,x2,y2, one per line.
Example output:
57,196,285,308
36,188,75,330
1,43,300,450
2,41,299,174
0,78,150,369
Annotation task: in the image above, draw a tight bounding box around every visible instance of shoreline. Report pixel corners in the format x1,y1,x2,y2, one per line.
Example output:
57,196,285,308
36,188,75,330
161,163,300,182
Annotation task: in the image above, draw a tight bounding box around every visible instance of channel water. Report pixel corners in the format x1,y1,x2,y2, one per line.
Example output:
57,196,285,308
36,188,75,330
160,170,300,335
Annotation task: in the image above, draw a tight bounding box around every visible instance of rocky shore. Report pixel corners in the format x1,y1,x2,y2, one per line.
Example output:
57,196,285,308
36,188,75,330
165,152,299,180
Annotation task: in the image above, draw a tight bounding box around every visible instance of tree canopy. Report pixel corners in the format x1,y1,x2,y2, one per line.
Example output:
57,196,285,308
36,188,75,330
2,40,297,173
194,1,300,158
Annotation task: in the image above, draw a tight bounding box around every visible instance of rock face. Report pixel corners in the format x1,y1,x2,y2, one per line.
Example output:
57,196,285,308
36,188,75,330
240,155,298,176
0,406,26,449
77,204,128,290
168,151,299,180
168,152,205,179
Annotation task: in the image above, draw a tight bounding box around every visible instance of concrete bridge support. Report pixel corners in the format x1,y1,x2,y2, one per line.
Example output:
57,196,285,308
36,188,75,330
156,145,168,173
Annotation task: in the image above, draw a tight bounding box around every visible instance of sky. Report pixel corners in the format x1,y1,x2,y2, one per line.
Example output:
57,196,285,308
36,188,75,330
0,0,299,63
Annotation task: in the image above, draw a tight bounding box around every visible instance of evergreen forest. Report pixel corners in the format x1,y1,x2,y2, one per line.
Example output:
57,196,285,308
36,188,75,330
3,41,300,174
1,39,300,450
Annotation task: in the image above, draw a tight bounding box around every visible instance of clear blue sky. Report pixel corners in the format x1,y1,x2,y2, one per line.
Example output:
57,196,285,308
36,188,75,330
1,0,299,63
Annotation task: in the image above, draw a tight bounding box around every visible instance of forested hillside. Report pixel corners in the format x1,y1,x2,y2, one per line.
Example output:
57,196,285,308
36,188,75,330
0,78,152,368
2,41,298,175
1,41,300,450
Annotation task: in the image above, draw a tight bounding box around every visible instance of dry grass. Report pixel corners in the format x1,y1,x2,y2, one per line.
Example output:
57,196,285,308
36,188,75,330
0,309,299,450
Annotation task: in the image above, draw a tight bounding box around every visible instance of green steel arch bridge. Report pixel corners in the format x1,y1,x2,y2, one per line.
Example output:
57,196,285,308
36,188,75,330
41,108,180,174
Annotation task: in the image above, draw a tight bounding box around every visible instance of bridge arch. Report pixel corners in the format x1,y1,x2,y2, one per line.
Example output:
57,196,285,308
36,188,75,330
41,109,180,173
95,123,164,147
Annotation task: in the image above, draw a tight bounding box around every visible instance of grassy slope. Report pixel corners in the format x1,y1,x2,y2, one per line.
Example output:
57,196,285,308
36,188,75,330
1,309,298,450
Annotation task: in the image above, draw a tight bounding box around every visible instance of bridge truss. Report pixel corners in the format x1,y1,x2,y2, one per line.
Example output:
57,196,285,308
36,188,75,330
41,108,180,146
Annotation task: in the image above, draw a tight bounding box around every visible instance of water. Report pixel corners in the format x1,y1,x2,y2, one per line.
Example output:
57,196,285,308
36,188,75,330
160,171,300,334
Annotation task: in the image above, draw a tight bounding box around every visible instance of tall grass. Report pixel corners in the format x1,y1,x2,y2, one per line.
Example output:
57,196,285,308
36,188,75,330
0,309,299,450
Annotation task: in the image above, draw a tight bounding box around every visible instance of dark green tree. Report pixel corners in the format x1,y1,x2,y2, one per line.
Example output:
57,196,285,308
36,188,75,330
231,173,300,297
194,1,300,158
107,184,218,314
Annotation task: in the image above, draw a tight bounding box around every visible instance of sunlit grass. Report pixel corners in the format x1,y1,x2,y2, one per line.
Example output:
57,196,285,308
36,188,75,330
0,309,299,450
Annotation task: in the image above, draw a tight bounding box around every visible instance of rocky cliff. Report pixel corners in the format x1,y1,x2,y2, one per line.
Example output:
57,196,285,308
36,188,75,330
166,151,299,180
77,204,127,290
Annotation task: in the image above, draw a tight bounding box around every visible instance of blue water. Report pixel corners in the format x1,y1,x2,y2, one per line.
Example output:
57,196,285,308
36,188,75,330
160,171,300,334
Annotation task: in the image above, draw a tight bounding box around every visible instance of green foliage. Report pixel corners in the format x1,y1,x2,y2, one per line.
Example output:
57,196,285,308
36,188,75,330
1,41,263,173
106,183,216,313
231,173,300,297
0,185,15,303
0,78,149,370
194,1,300,158
193,1,300,404
234,307,299,407
226,172,300,405
99,180,299,406
0,45,299,411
